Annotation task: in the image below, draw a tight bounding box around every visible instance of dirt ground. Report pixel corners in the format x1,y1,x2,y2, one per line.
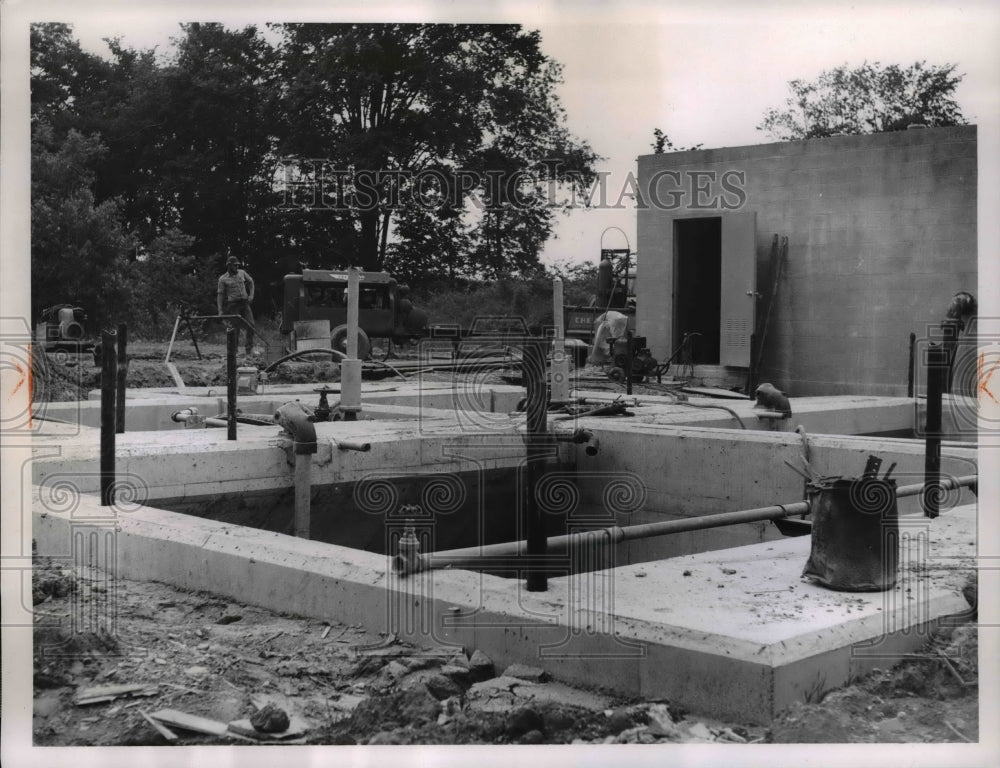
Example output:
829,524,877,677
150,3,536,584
29,338,981,745
30,554,979,746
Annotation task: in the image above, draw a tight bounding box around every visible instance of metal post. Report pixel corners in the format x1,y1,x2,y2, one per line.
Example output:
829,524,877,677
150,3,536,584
226,327,238,440
100,330,117,506
342,267,362,422
115,323,127,434
185,316,202,360
624,329,633,396
523,339,548,591
551,278,570,402
923,343,947,518
907,332,916,398
294,454,311,538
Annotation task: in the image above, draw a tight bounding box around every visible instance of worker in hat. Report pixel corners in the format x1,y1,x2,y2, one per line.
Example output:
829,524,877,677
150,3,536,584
217,254,256,356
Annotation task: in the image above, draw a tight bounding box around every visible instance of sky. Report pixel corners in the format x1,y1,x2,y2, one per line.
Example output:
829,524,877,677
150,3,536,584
41,1,1000,270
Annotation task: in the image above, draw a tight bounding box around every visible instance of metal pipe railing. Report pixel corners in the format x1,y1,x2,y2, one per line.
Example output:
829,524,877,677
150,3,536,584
393,473,978,575
523,338,549,592
924,344,949,518
115,323,127,433
100,329,117,506
226,327,237,440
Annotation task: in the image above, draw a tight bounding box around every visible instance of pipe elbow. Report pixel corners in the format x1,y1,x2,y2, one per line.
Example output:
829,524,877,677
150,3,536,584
584,434,600,456
274,401,318,455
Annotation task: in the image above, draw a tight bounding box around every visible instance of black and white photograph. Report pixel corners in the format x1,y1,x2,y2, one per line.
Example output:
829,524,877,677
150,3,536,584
2,1,998,766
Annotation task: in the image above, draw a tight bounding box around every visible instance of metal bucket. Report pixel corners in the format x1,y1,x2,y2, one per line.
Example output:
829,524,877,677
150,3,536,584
802,477,898,591
293,320,331,351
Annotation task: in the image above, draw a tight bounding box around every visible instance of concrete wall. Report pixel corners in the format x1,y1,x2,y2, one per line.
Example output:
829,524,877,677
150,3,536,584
636,126,977,396
573,423,977,565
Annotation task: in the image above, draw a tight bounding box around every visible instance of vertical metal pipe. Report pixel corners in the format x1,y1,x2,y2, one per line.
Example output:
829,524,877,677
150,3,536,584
100,330,117,506
346,267,360,359
523,339,548,592
923,343,947,518
624,329,633,396
343,268,361,421
907,332,916,398
115,323,127,433
226,327,237,440
550,277,570,402
293,453,311,538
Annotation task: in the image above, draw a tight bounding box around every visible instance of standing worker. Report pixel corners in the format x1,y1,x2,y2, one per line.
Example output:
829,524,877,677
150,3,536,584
217,254,256,357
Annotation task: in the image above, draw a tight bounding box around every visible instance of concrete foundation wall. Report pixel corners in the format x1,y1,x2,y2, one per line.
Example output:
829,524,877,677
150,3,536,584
574,423,977,565
637,126,977,396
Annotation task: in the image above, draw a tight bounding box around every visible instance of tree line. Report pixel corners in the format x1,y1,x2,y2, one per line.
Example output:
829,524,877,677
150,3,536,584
30,22,598,334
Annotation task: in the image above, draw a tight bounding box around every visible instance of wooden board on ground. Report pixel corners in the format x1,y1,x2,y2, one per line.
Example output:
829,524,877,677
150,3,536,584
146,708,229,736
75,683,159,706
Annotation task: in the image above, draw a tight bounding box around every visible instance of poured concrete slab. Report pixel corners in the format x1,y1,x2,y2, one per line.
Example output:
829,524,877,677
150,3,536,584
32,483,977,724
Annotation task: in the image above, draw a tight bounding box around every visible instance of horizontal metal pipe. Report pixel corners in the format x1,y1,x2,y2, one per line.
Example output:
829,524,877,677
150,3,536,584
396,473,978,575
203,415,274,428
897,474,977,499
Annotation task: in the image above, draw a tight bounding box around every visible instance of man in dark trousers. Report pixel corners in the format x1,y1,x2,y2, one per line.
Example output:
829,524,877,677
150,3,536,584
217,254,256,356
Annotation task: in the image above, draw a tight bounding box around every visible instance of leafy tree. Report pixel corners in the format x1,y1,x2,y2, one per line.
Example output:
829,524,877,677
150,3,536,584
119,229,211,336
758,61,967,140
650,128,703,154
29,22,600,327
273,23,597,274
31,123,133,324
159,24,279,264
29,23,115,131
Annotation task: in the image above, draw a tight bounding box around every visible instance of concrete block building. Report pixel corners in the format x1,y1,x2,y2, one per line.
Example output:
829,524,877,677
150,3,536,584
635,125,977,396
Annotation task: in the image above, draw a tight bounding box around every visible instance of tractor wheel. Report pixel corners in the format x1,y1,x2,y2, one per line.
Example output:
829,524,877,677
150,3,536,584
607,367,625,382
330,324,372,360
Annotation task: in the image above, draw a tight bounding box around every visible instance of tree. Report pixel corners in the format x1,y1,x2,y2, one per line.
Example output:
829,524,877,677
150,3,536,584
650,128,702,154
758,61,967,141
119,229,211,336
30,23,115,132
31,122,133,323
273,23,597,274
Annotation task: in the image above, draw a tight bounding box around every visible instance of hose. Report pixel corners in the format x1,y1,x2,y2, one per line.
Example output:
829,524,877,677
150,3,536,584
658,391,747,429
263,347,346,372
263,345,411,382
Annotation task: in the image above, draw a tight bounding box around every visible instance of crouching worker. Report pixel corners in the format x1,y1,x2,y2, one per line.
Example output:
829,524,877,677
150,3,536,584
217,254,256,357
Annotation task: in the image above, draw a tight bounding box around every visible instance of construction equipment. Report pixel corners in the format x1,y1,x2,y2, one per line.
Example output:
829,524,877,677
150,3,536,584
280,269,429,359
36,304,95,352
607,335,659,383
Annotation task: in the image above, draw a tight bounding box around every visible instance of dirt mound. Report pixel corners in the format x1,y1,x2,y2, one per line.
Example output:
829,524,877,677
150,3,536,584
770,622,978,743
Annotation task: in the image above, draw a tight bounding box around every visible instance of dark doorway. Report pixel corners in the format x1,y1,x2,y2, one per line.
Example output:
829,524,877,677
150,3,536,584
674,217,722,364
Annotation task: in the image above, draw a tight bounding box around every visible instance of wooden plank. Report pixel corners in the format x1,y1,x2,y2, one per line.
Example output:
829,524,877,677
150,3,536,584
75,683,159,706
147,709,229,736
140,709,178,742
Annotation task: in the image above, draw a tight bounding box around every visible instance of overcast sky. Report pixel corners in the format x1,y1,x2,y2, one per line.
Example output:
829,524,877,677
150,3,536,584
19,1,1000,270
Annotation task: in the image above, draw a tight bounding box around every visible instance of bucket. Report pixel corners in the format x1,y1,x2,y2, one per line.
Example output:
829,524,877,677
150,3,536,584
294,320,331,351
802,476,898,591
